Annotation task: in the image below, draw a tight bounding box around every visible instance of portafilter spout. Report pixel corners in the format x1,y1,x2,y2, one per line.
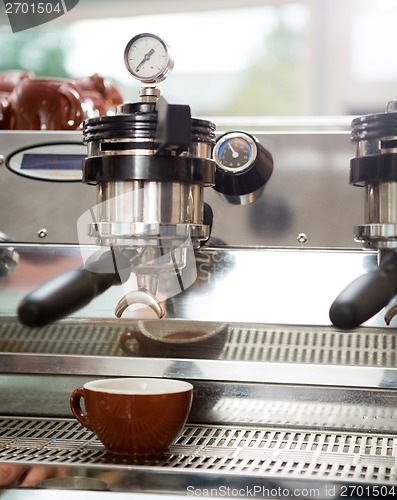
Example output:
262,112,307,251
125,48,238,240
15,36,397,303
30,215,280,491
330,100,397,329
115,288,165,319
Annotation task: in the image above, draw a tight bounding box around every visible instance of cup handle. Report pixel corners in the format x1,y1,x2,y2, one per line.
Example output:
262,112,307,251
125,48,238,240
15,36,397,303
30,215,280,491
59,85,84,129
70,388,93,431
119,330,141,355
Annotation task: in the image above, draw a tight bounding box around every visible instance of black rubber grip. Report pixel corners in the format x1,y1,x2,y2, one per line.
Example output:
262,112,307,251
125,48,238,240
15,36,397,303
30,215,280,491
17,250,130,328
329,252,397,330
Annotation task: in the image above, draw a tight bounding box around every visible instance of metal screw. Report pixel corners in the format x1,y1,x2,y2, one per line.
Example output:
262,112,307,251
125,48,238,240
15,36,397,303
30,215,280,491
0,155,4,165
297,233,307,244
37,228,47,238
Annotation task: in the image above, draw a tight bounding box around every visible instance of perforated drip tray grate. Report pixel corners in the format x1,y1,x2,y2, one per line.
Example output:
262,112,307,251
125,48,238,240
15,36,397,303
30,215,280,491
222,324,397,366
1,318,397,366
0,416,396,487
0,319,122,357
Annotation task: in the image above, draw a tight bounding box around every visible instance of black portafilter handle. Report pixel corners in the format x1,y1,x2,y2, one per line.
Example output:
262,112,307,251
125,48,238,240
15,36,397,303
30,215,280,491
17,249,133,328
329,251,397,330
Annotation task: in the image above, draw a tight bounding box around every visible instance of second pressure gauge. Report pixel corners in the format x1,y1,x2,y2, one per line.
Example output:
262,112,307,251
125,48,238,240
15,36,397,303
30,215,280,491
212,131,274,204
213,131,258,173
124,33,174,84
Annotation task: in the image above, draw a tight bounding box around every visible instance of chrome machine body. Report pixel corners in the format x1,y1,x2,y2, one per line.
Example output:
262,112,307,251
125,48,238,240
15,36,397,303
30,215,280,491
0,35,397,499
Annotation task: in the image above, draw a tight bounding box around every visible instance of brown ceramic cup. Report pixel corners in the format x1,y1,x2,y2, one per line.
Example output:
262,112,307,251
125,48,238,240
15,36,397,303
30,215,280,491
70,378,193,456
7,77,87,130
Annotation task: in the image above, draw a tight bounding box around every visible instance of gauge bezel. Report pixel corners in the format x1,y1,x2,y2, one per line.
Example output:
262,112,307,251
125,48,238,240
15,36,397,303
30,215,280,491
213,131,258,173
124,33,174,84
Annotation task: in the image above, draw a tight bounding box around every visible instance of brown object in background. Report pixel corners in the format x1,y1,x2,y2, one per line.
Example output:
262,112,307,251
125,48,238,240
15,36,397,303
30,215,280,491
7,76,88,130
73,73,124,114
0,70,33,93
0,92,11,129
0,71,124,128
0,71,34,129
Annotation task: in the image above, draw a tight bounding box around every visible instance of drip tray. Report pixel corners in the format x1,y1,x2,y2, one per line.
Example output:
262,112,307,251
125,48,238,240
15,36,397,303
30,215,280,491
0,416,396,493
1,318,397,366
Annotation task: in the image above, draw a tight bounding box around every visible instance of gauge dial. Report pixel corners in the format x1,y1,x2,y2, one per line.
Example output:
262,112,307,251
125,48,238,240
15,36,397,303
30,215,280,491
124,33,174,84
213,132,258,173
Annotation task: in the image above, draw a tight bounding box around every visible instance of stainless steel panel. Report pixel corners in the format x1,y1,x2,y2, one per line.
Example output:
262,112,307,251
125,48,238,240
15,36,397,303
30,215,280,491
1,371,397,430
0,127,362,248
0,244,385,326
1,354,396,389
0,132,93,244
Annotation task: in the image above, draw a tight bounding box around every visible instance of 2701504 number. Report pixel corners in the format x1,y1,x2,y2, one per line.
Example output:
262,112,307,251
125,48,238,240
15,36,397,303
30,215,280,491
5,3,62,14
341,485,395,497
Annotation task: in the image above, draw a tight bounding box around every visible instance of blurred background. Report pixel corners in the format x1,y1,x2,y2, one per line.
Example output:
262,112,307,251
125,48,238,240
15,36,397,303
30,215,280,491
0,0,396,118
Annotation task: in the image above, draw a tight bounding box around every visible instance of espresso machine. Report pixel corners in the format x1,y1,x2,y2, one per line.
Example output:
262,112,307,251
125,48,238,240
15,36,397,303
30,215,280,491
0,34,397,499
16,32,273,329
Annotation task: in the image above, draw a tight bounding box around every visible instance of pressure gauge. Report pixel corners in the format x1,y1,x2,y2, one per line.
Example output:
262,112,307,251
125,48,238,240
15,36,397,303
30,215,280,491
213,131,258,173
124,33,174,84
213,131,274,204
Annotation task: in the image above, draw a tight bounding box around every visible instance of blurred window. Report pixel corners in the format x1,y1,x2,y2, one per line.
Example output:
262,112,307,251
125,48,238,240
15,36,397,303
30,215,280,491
0,0,396,116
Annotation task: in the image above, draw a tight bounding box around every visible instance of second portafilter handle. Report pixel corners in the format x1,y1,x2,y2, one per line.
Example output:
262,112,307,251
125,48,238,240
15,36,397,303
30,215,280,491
330,100,397,329
329,251,397,330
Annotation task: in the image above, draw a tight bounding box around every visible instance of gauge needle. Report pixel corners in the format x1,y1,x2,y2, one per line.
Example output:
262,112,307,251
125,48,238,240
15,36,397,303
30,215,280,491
135,48,155,72
227,142,239,158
